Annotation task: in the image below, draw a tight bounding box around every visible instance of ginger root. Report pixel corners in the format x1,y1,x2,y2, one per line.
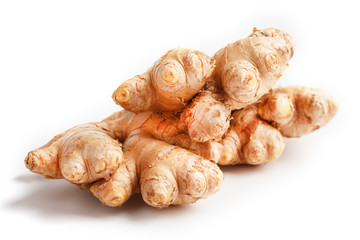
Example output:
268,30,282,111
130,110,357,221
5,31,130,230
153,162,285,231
204,86,338,165
25,111,223,208
218,106,285,165
24,123,122,181
112,48,215,112
180,28,295,142
24,27,338,209
257,86,339,137
91,131,223,208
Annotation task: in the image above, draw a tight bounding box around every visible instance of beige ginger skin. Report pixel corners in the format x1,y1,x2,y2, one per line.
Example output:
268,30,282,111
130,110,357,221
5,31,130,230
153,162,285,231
112,48,215,112
191,86,339,165
218,106,285,165
257,86,339,137
24,28,338,209
25,86,337,206
180,28,295,142
112,28,295,142
91,131,223,208
202,86,339,165
25,111,223,208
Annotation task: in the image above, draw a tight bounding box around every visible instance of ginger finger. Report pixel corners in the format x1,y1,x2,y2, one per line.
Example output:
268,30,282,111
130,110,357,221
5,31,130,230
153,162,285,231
90,153,137,207
112,48,215,112
124,131,223,208
218,106,285,165
257,86,339,137
25,123,123,184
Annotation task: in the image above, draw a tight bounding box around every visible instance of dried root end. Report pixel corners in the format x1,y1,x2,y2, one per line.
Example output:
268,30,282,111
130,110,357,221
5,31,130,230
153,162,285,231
24,152,40,171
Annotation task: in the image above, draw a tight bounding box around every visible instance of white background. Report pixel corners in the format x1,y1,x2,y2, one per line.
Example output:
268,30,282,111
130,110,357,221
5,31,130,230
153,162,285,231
1,0,359,239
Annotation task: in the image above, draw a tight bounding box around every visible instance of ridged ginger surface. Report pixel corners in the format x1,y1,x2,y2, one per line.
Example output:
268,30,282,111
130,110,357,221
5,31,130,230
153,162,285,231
25,28,338,208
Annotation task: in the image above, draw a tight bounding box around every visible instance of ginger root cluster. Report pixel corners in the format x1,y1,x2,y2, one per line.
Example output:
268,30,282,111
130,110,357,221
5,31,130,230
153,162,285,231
25,28,338,208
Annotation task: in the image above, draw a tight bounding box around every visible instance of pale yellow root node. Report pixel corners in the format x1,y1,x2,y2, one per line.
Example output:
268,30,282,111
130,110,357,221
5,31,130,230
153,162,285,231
161,67,179,85
219,151,235,165
115,87,130,103
95,160,107,173
277,97,293,117
62,165,85,182
246,74,257,87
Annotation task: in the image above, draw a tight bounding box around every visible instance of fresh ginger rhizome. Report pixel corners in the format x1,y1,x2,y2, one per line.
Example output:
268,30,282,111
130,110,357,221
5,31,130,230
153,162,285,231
25,28,338,208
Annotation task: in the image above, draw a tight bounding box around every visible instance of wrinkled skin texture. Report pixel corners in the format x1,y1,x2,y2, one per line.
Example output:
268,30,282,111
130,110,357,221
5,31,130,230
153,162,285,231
257,86,339,137
25,111,223,208
180,28,296,142
25,27,338,209
90,132,223,208
24,123,123,182
218,106,285,165
24,86,337,207
112,48,215,112
190,86,338,165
